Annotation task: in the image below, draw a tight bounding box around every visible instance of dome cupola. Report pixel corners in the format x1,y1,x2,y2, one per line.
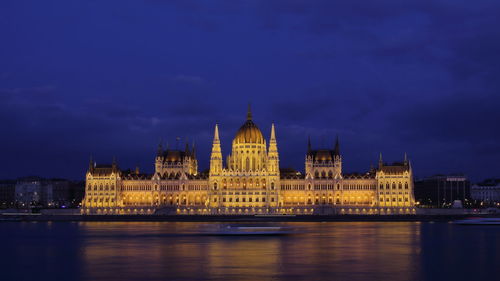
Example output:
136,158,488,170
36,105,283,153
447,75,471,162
233,105,265,144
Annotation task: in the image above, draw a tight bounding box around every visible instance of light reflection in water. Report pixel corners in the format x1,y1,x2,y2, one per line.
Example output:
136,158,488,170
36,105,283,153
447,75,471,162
2,221,499,281
79,222,422,281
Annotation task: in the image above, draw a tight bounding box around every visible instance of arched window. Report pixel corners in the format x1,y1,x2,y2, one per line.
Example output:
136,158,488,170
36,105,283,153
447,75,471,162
392,183,396,189
405,183,409,189
380,184,384,190
315,171,319,178
328,171,333,178
245,157,250,170
386,183,390,189
399,183,402,189
321,171,326,178
271,182,275,190
213,183,217,190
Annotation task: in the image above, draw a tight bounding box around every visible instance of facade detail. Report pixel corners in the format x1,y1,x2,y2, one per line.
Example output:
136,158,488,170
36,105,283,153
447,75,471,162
82,108,416,215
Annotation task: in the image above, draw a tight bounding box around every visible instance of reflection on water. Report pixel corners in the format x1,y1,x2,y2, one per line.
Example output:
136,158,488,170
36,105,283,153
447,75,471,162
2,221,499,281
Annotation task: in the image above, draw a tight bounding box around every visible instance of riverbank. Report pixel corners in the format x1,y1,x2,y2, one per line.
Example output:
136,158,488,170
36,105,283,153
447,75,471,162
2,213,499,222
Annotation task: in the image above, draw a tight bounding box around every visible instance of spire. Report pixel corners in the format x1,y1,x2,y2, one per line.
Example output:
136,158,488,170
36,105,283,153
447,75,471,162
307,136,312,154
112,156,117,172
135,164,140,175
269,123,278,154
247,103,252,120
184,139,189,154
404,152,408,165
333,135,340,156
210,123,223,174
379,153,383,168
191,141,196,158
88,155,94,172
157,139,163,157
214,123,220,141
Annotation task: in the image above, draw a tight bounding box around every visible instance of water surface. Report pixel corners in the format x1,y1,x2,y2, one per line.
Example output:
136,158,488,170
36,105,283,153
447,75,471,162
1,221,499,281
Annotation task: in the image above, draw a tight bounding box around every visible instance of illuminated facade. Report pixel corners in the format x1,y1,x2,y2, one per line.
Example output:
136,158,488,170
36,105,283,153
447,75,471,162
82,107,416,215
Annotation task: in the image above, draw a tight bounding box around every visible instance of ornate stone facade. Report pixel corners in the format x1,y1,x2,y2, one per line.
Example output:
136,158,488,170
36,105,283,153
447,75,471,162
82,107,416,215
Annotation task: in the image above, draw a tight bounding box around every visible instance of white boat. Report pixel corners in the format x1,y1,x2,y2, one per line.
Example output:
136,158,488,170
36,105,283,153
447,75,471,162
453,217,500,225
201,224,294,235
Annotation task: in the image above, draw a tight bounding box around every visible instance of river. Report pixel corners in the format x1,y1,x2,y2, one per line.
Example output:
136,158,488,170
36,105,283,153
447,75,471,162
1,221,499,281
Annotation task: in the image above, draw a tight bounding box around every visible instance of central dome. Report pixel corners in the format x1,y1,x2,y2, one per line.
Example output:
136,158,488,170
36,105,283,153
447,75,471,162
233,105,265,144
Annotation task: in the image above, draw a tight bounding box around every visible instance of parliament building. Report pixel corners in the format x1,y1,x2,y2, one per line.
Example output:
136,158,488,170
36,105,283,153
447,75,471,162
82,107,416,215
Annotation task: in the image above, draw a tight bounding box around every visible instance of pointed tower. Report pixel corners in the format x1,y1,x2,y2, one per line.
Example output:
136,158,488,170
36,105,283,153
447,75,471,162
333,135,340,156
210,124,223,175
268,123,279,174
333,136,342,176
88,156,94,173
404,152,408,166
155,140,164,175
379,153,383,168
247,103,252,120
305,137,313,178
111,156,118,173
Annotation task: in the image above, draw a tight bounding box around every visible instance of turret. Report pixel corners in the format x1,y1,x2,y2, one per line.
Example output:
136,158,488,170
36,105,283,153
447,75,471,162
112,156,117,172
157,140,163,157
379,153,383,168
210,124,223,175
268,123,279,174
88,156,94,173
333,136,342,175
333,135,340,157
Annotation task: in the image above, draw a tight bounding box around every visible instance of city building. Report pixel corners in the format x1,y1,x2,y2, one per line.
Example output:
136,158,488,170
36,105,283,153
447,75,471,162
471,179,500,206
0,180,16,208
414,175,471,207
82,107,416,215
14,177,85,208
15,177,44,207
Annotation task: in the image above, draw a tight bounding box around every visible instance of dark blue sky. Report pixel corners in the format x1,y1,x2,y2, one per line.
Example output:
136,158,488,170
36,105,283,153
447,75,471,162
1,1,499,181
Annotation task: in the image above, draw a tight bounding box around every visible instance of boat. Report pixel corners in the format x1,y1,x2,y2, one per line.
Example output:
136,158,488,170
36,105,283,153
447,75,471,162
200,224,294,236
453,217,500,225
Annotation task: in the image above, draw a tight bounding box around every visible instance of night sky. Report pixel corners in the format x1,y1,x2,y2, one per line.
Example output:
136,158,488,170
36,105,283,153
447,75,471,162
1,1,499,182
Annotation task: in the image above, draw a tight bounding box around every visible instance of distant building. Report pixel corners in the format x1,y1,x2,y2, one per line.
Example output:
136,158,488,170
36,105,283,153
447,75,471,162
15,177,85,208
414,175,471,207
0,180,16,208
471,179,500,206
15,177,44,207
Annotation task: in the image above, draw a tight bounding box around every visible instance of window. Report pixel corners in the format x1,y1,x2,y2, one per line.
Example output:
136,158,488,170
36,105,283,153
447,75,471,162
405,183,409,189
213,183,217,190
262,198,266,202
